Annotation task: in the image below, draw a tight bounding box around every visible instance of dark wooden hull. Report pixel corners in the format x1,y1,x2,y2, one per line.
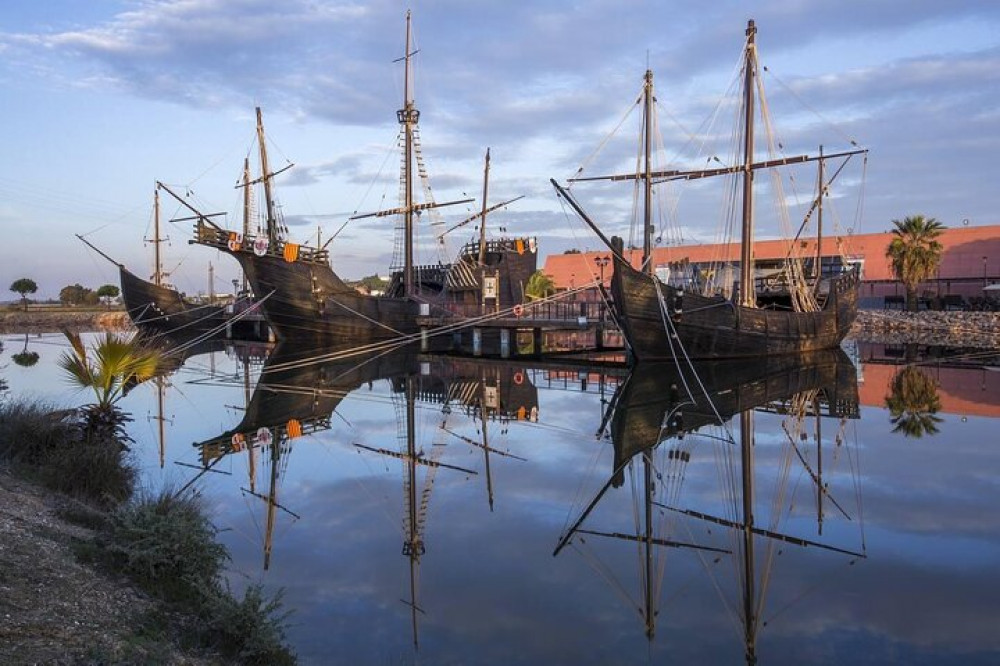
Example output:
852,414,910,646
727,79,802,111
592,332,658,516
195,225,537,344
119,266,228,337
610,257,859,360
193,344,538,461
194,343,419,460
230,250,422,343
610,348,859,475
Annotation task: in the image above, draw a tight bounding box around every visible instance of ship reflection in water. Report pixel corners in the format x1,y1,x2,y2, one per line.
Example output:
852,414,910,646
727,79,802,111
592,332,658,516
6,331,994,665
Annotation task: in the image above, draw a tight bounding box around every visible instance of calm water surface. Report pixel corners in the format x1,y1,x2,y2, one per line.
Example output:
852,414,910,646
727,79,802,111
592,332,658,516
2,332,999,665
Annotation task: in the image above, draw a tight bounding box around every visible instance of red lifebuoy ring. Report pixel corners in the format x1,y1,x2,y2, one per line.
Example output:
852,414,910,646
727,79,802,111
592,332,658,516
513,304,524,317
513,371,524,385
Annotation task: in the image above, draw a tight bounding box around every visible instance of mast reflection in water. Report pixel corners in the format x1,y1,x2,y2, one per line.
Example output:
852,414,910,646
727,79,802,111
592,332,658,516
7,331,999,664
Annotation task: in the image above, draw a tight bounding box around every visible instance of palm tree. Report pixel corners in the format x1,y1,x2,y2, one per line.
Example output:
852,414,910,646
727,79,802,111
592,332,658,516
59,330,161,446
525,270,556,301
885,215,945,312
885,365,943,438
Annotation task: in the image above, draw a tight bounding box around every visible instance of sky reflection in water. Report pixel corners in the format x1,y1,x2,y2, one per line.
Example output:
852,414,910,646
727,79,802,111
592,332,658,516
2,333,999,665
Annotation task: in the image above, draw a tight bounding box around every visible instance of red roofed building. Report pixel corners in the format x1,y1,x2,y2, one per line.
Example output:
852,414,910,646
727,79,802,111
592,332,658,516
858,356,1000,419
542,225,1000,309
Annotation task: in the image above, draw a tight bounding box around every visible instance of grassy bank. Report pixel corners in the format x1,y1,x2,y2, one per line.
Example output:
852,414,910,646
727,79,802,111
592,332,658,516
0,399,296,664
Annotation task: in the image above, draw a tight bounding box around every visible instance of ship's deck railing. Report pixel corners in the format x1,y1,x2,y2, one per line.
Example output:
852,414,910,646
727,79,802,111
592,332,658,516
193,221,330,266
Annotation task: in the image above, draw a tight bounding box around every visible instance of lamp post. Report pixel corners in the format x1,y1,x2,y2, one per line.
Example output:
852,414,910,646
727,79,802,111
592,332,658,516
984,256,988,287
594,255,610,328
595,256,610,287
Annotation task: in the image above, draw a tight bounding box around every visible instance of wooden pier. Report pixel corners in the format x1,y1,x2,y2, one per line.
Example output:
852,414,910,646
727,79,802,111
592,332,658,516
415,299,624,358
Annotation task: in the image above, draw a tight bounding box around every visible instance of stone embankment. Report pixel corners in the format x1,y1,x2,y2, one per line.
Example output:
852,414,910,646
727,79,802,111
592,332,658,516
0,311,130,333
852,310,1000,349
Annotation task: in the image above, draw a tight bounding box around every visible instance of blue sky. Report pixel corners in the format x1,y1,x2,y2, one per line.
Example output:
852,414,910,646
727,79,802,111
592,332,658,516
2,0,999,299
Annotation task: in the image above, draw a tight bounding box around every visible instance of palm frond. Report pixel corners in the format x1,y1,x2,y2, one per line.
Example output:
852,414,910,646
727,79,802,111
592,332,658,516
59,330,163,408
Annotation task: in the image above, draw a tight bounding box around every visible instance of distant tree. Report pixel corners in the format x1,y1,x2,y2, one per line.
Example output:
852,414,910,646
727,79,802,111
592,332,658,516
885,366,943,438
60,284,93,307
885,215,945,312
563,248,582,254
12,334,39,368
96,284,121,309
9,278,38,311
357,274,389,294
525,271,556,301
12,351,40,367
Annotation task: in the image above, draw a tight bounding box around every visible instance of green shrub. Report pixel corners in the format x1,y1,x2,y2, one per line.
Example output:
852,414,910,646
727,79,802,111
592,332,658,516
94,489,296,663
0,400,134,507
200,584,296,665
39,434,136,508
99,490,228,604
0,401,77,466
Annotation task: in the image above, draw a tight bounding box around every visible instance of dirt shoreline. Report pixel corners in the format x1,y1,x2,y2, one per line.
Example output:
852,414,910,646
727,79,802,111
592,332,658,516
0,467,219,664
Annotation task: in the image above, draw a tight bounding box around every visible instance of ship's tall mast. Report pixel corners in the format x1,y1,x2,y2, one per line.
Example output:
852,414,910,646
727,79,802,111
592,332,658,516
405,375,420,645
740,407,758,665
399,10,419,296
257,107,278,243
242,157,252,239
739,20,757,308
478,148,491,265
479,371,496,511
816,145,824,283
816,395,825,535
245,356,256,493
642,70,654,275
263,438,279,570
242,157,252,293
152,187,163,286
155,377,167,468
642,450,655,637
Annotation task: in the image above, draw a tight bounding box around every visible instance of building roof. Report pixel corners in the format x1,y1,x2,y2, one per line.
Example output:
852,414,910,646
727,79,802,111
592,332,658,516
542,224,1000,288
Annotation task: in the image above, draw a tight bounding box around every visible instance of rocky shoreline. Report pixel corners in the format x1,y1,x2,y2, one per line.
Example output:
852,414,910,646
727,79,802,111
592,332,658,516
851,310,1000,349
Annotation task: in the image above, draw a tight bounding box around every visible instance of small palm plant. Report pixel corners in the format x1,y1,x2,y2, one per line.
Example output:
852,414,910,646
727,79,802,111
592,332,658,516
525,270,556,301
59,329,161,448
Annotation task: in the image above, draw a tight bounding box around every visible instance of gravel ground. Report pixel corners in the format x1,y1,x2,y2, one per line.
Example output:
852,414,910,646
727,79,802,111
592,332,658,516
0,468,217,665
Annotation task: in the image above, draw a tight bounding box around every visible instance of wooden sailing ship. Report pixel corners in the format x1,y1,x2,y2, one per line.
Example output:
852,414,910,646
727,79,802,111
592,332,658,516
190,343,419,569
189,342,536,575
191,12,536,344
553,20,868,360
554,348,862,652
80,184,230,338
